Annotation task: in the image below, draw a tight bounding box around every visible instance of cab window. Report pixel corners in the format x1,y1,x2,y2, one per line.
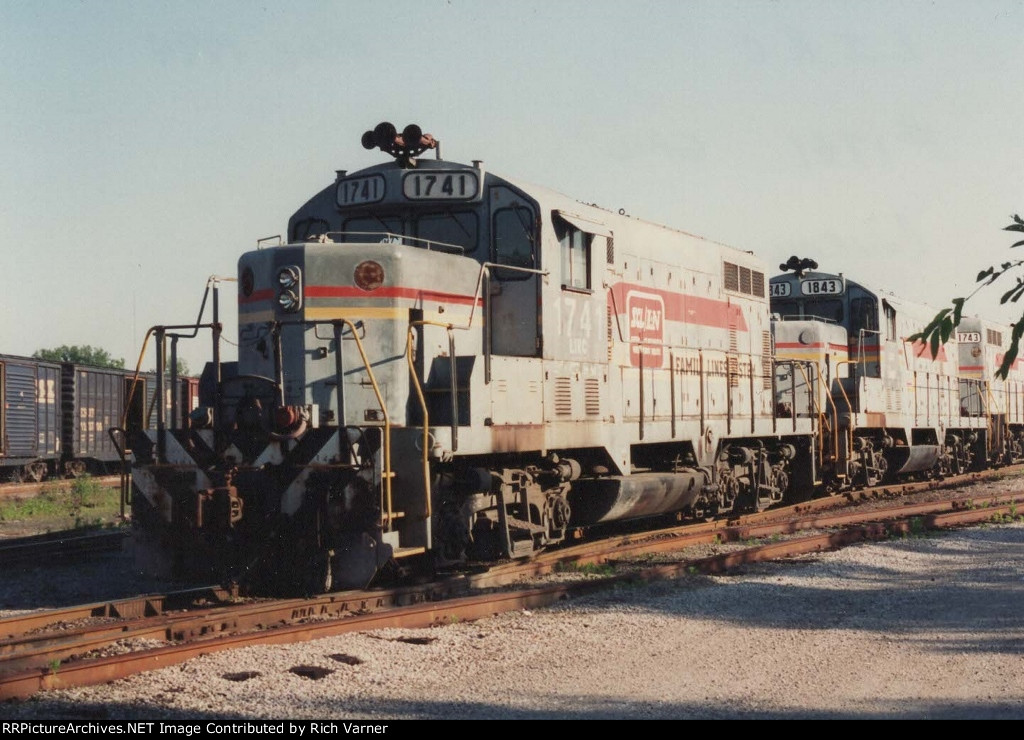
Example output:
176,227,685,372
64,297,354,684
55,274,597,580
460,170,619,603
884,304,897,341
771,300,799,319
341,215,404,242
803,299,843,324
492,205,535,277
555,219,591,290
417,211,478,253
850,297,878,335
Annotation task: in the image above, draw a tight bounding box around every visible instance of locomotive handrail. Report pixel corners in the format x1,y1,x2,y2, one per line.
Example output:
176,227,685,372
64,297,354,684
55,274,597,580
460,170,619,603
606,285,627,344
777,359,828,457
781,358,826,457
329,318,395,529
405,328,432,522
854,327,880,380
984,381,1004,460
406,319,459,455
107,426,131,519
315,231,466,255
803,360,836,464
832,360,860,474
402,319,461,523
132,303,226,461
469,262,549,383
246,317,396,527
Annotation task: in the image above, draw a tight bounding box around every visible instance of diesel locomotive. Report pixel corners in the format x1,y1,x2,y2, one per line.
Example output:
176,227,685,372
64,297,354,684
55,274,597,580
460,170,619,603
770,267,1024,489
124,123,1019,594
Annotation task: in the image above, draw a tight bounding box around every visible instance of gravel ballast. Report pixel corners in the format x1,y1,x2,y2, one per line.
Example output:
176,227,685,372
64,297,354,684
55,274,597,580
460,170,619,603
3,520,1023,720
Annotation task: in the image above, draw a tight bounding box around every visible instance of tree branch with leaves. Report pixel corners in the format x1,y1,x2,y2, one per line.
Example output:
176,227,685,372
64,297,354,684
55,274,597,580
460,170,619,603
910,215,1024,379
32,345,125,369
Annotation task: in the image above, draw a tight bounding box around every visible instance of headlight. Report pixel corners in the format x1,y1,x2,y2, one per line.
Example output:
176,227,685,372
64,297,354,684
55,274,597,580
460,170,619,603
278,290,301,312
276,265,302,312
278,266,300,289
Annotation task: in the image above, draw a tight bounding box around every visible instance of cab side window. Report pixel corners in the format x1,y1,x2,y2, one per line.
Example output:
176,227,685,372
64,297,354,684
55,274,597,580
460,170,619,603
555,219,591,290
850,297,878,335
493,206,535,276
884,304,897,341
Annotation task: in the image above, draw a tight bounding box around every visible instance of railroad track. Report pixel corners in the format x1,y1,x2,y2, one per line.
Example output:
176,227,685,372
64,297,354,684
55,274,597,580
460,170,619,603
2,481,1022,702
0,529,127,567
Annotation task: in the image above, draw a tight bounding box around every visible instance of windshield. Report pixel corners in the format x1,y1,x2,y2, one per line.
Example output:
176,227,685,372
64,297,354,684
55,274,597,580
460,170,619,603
416,211,478,253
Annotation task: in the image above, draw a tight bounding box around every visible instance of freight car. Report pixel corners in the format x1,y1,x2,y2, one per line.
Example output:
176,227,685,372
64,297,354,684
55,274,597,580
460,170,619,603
769,265,1024,487
0,353,198,482
124,122,1019,596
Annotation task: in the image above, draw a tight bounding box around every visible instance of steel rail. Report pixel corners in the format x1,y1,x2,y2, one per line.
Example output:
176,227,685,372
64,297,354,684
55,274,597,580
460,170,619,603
1,496,1020,701
0,530,127,567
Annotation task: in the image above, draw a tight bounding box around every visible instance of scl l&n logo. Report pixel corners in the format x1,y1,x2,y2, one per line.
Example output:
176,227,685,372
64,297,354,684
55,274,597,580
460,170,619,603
626,290,664,367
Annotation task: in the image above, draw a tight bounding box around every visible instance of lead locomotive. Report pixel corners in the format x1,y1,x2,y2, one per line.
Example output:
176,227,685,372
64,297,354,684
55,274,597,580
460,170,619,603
125,123,1020,594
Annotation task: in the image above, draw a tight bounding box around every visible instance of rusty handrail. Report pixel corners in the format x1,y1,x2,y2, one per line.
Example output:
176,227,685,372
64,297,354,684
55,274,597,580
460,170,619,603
330,318,394,528
403,319,462,523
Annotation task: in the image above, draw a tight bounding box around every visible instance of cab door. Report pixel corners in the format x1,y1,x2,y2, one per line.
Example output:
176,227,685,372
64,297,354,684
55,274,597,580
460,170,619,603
489,189,540,357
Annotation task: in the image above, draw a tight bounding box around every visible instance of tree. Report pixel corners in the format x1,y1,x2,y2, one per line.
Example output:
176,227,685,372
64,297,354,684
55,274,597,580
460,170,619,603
911,215,1024,379
33,345,125,369
150,359,191,376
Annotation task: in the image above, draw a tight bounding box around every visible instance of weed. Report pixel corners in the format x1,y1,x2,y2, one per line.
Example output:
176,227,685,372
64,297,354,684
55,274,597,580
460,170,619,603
0,494,64,521
47,659,60,675
554,561,615,577
0,476,120,530
906,517,928,536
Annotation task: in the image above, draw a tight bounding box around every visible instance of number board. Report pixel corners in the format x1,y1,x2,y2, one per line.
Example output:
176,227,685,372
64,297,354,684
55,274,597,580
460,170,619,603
403,171,480,200
799,278,843,296
769,282,791,297
337,175,386,207
956,332,982,343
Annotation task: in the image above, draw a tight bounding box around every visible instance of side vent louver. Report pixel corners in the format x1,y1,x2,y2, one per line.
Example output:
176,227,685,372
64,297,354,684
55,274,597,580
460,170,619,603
555,377,573,416
585,378,600,416
724,261,766,298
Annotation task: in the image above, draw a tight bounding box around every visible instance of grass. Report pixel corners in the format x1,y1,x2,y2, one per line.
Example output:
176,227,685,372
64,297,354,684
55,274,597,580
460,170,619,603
905,516,929,537
0,475,123,532
990,503,1023,524
554,561,616,577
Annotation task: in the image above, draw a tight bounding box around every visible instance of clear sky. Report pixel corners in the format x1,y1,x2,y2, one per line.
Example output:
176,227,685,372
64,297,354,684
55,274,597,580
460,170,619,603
3,0,1024,373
